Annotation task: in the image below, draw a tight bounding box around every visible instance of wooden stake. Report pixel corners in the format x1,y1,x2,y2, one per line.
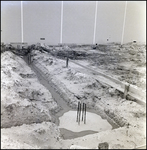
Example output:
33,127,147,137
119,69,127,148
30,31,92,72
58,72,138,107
66,56,69,67
124,84,129,99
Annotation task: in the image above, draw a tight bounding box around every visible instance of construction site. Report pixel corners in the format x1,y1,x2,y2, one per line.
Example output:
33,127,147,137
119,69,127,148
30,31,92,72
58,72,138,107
1,1,146,149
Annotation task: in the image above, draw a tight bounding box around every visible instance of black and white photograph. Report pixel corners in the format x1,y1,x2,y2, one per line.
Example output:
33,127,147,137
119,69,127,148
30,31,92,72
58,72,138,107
1,1,146,149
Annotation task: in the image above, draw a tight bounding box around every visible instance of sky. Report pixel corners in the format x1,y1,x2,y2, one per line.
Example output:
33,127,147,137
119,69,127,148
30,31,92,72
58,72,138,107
1,1,146,44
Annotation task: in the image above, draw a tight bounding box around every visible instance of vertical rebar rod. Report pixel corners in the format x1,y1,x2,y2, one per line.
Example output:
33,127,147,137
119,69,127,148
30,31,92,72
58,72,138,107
82,103,84,121
84,103,86,124
76,102,80,122
78,102,81,125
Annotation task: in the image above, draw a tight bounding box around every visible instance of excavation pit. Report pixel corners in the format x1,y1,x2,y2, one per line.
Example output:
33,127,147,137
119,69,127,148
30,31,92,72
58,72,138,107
59,110,112,139
25,57,121,140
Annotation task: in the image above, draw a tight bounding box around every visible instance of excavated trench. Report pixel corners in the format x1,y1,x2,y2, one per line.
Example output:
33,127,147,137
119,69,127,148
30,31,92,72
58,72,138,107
23,55,121,139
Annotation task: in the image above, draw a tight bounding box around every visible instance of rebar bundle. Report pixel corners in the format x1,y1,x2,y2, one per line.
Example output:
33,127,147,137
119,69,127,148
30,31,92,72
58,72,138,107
76,102,86,125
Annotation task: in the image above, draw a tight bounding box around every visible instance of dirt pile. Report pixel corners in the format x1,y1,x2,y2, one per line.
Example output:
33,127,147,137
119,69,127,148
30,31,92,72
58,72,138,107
1,45,146,149
87,43,146,89
65,69,92,83
35,44,91,60
1,51,59,128
1,122,61,149
50,49,89,59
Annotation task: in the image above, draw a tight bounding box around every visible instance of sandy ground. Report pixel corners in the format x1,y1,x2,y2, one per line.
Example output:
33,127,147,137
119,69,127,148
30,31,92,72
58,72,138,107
1,122,61,149
1,51,59,127
50,42,146,90
30,48,146,148
1,44,146,149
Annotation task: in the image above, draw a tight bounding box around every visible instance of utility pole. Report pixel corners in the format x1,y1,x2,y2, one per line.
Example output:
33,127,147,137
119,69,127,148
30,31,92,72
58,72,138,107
21,1,23,44
60,1,63,44
121,1,127,46
93,1,98,45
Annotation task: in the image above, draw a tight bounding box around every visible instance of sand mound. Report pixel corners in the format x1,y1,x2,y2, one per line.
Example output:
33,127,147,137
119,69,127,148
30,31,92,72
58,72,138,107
65,69,91,83
1,51,59,128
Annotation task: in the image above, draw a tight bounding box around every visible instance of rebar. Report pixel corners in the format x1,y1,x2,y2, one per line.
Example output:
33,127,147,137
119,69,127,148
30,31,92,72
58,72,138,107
76,102,86,125
76,102,80,122
82,103,84,121
84,103,86,124
78,103,81,125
